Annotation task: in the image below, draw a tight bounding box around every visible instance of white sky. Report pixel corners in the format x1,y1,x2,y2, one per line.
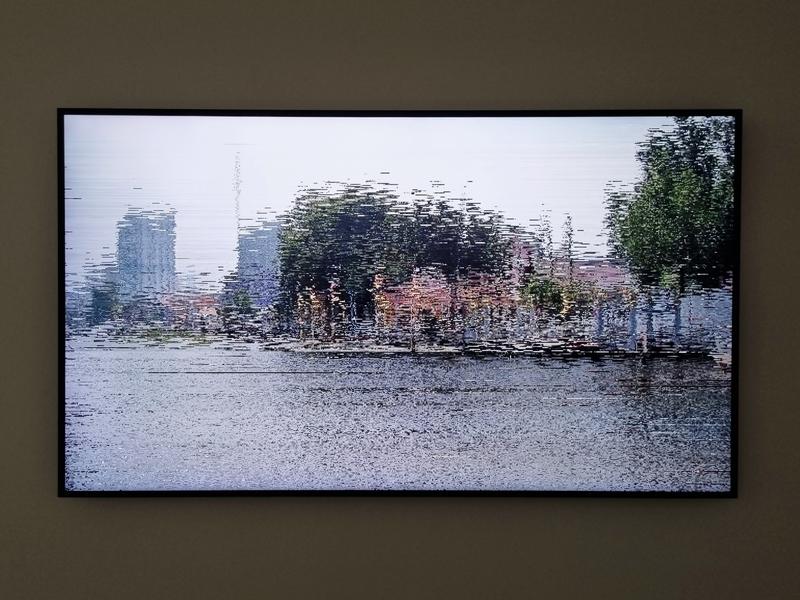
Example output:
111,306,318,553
64,114,673,291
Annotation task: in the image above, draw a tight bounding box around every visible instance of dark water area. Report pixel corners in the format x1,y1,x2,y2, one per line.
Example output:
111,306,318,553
64,338,731,492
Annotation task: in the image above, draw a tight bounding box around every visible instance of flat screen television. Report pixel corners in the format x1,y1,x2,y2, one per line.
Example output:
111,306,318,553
59,109,740,496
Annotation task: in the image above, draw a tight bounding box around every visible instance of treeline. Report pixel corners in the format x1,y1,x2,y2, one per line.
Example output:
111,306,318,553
276,185,515,328
70,116,736,356
606,116,735,292
605,116,736,347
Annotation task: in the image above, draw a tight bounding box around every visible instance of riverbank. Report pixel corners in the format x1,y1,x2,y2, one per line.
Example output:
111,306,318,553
67,327,727,364
261,338,720,360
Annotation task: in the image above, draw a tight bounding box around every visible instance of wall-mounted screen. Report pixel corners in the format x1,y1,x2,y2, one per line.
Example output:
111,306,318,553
60,110,739,496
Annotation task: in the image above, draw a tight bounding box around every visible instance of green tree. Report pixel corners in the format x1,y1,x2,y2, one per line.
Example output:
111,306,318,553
277,186,512,331
88,281,118,325
605,116,736,346
607,116,735,288
220,288,255,335
520,277,562,314
278,187,402,325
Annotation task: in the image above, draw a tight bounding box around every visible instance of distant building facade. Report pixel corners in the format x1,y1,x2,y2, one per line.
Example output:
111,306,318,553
116,210,176,303
234,222,280,307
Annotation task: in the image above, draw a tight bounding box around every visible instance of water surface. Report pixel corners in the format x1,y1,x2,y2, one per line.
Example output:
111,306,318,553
65,339,731,492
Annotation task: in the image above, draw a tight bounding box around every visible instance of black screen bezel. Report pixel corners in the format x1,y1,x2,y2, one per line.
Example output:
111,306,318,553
58,108,741,498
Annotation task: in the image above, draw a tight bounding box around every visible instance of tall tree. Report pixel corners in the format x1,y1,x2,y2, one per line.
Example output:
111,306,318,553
606,116,735,289
278,187,400,324
605,116,736,346
561,214,575,283
277,186,511,332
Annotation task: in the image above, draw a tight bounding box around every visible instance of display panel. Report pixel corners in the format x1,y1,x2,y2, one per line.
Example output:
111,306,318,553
60,110,739,495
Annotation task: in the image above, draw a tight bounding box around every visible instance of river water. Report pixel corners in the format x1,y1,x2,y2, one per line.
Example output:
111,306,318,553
64,338,731,492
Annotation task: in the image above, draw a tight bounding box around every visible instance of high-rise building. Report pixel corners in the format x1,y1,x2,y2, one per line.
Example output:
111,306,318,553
116,210,176,302
235,222,280,307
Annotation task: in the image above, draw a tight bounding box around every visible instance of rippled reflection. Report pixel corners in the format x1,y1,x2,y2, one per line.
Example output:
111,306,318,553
65,340,730,492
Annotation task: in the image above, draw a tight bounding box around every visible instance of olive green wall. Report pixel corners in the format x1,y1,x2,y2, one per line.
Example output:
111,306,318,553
1,1,798,598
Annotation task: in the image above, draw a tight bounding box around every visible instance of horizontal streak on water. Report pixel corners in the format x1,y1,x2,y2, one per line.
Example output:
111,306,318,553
146,370,383,374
